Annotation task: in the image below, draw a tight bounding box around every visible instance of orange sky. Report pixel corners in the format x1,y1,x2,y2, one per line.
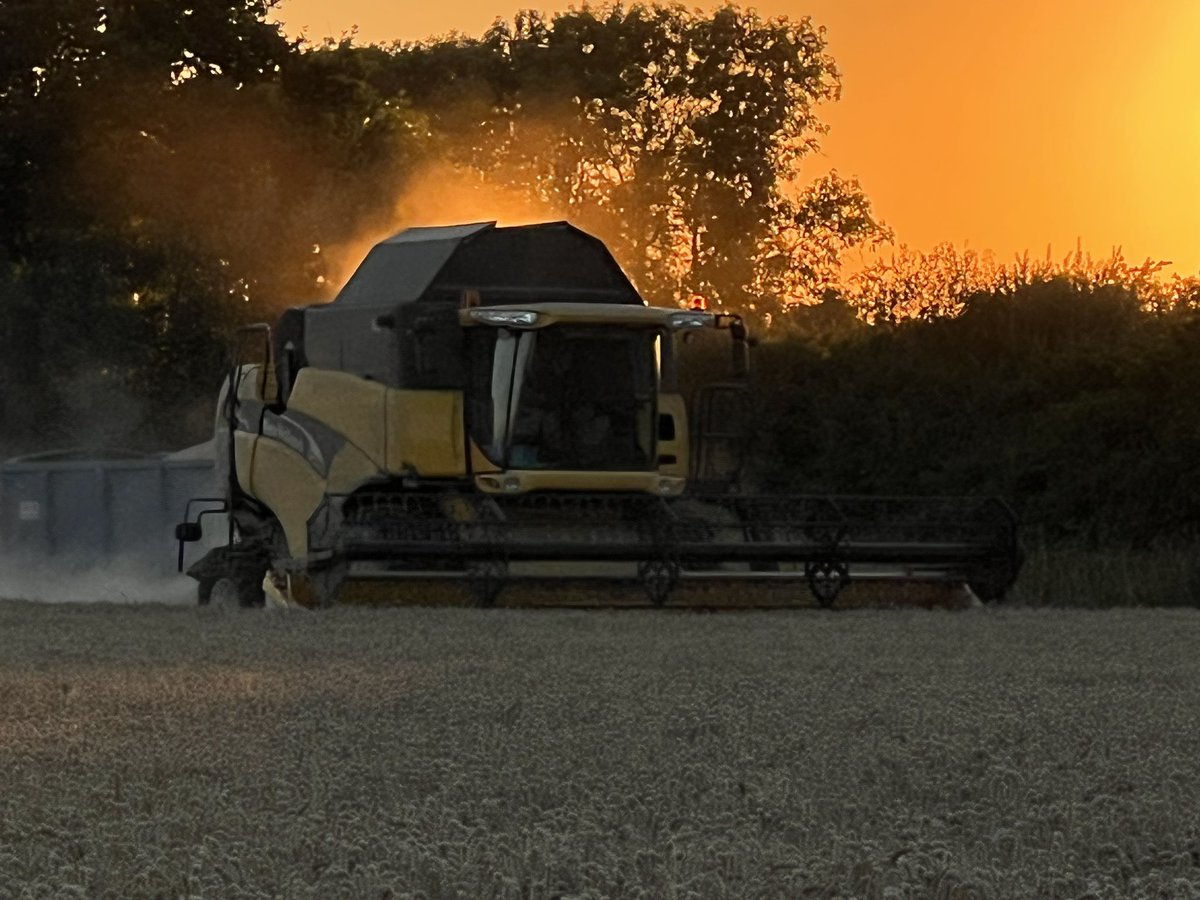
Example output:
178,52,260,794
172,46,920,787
273,0,1200,273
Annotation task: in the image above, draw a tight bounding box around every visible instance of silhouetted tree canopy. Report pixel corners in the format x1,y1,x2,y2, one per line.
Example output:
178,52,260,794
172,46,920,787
749,278,1200,548
374,5,884,310
2,2,1199,556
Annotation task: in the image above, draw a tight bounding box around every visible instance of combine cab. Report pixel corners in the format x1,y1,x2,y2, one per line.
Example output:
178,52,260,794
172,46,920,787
176,221,1021,607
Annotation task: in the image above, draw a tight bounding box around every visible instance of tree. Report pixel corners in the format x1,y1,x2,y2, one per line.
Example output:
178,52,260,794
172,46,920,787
0,1,301,451
0,0,294,251
372,4,887,312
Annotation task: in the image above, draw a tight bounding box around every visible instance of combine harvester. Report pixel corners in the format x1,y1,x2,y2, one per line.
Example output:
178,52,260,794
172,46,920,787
175,221,1021,608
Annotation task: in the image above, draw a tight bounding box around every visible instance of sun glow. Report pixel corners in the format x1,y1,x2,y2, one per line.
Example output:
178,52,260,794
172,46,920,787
1119,4,1200,267
323,162,565,292
277,0,1200,276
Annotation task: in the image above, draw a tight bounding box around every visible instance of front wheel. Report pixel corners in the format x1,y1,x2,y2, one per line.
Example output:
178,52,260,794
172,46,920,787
967,551,1023,604
198,574,264,608
805,560,849,609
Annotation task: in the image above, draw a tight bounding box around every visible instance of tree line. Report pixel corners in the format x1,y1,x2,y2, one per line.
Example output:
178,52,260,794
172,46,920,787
3,1,1198,552
748,273,1200,550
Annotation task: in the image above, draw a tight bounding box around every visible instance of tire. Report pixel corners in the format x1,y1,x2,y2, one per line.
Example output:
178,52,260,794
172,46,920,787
197,578,216,605
201,574,264,608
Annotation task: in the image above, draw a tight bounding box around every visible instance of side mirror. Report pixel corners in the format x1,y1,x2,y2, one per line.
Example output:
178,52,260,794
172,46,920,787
730,318,750,378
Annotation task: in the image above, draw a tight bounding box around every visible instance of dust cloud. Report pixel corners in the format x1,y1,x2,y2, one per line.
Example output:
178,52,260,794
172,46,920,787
0,555,198,605
321,160,569,292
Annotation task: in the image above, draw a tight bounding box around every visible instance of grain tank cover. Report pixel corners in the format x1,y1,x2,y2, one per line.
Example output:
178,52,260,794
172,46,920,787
300,220,646,387
333,220,644,307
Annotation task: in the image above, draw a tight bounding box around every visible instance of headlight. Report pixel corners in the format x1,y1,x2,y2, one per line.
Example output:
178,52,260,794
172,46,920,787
468,309,541,327
667,311,714,330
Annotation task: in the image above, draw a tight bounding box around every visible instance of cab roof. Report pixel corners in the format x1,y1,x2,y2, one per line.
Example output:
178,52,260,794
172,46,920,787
333,221,644,308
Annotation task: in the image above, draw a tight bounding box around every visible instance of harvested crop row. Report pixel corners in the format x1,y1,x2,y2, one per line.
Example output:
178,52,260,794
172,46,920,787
1,601,1198,899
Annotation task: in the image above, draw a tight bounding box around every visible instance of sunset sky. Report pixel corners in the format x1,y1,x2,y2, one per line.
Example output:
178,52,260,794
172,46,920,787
272,0,1200,273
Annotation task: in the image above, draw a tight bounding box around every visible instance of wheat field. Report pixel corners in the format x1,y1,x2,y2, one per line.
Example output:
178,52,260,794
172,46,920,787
1,601,1199,899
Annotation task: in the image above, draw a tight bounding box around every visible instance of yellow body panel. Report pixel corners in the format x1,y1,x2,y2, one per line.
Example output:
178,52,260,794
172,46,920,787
246,436,326,558
470,440,501,474
385,390,466,477
287,369,388,467
283,370,466,479
233,431,258,489
656,393,689,478
326,441,382,494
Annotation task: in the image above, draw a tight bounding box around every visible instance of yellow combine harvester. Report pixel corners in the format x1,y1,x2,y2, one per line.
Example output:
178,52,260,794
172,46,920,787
175,221,1020,608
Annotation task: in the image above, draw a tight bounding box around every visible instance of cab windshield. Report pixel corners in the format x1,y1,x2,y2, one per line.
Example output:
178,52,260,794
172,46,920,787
467,325,659,471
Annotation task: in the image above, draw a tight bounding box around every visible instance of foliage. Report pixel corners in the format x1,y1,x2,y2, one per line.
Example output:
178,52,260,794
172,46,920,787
0,1,302,451
0,0,294,246
378,4,887,311
738,245,1200,554
844,241,1200,324
749,277,1200,548
0,1,429,452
